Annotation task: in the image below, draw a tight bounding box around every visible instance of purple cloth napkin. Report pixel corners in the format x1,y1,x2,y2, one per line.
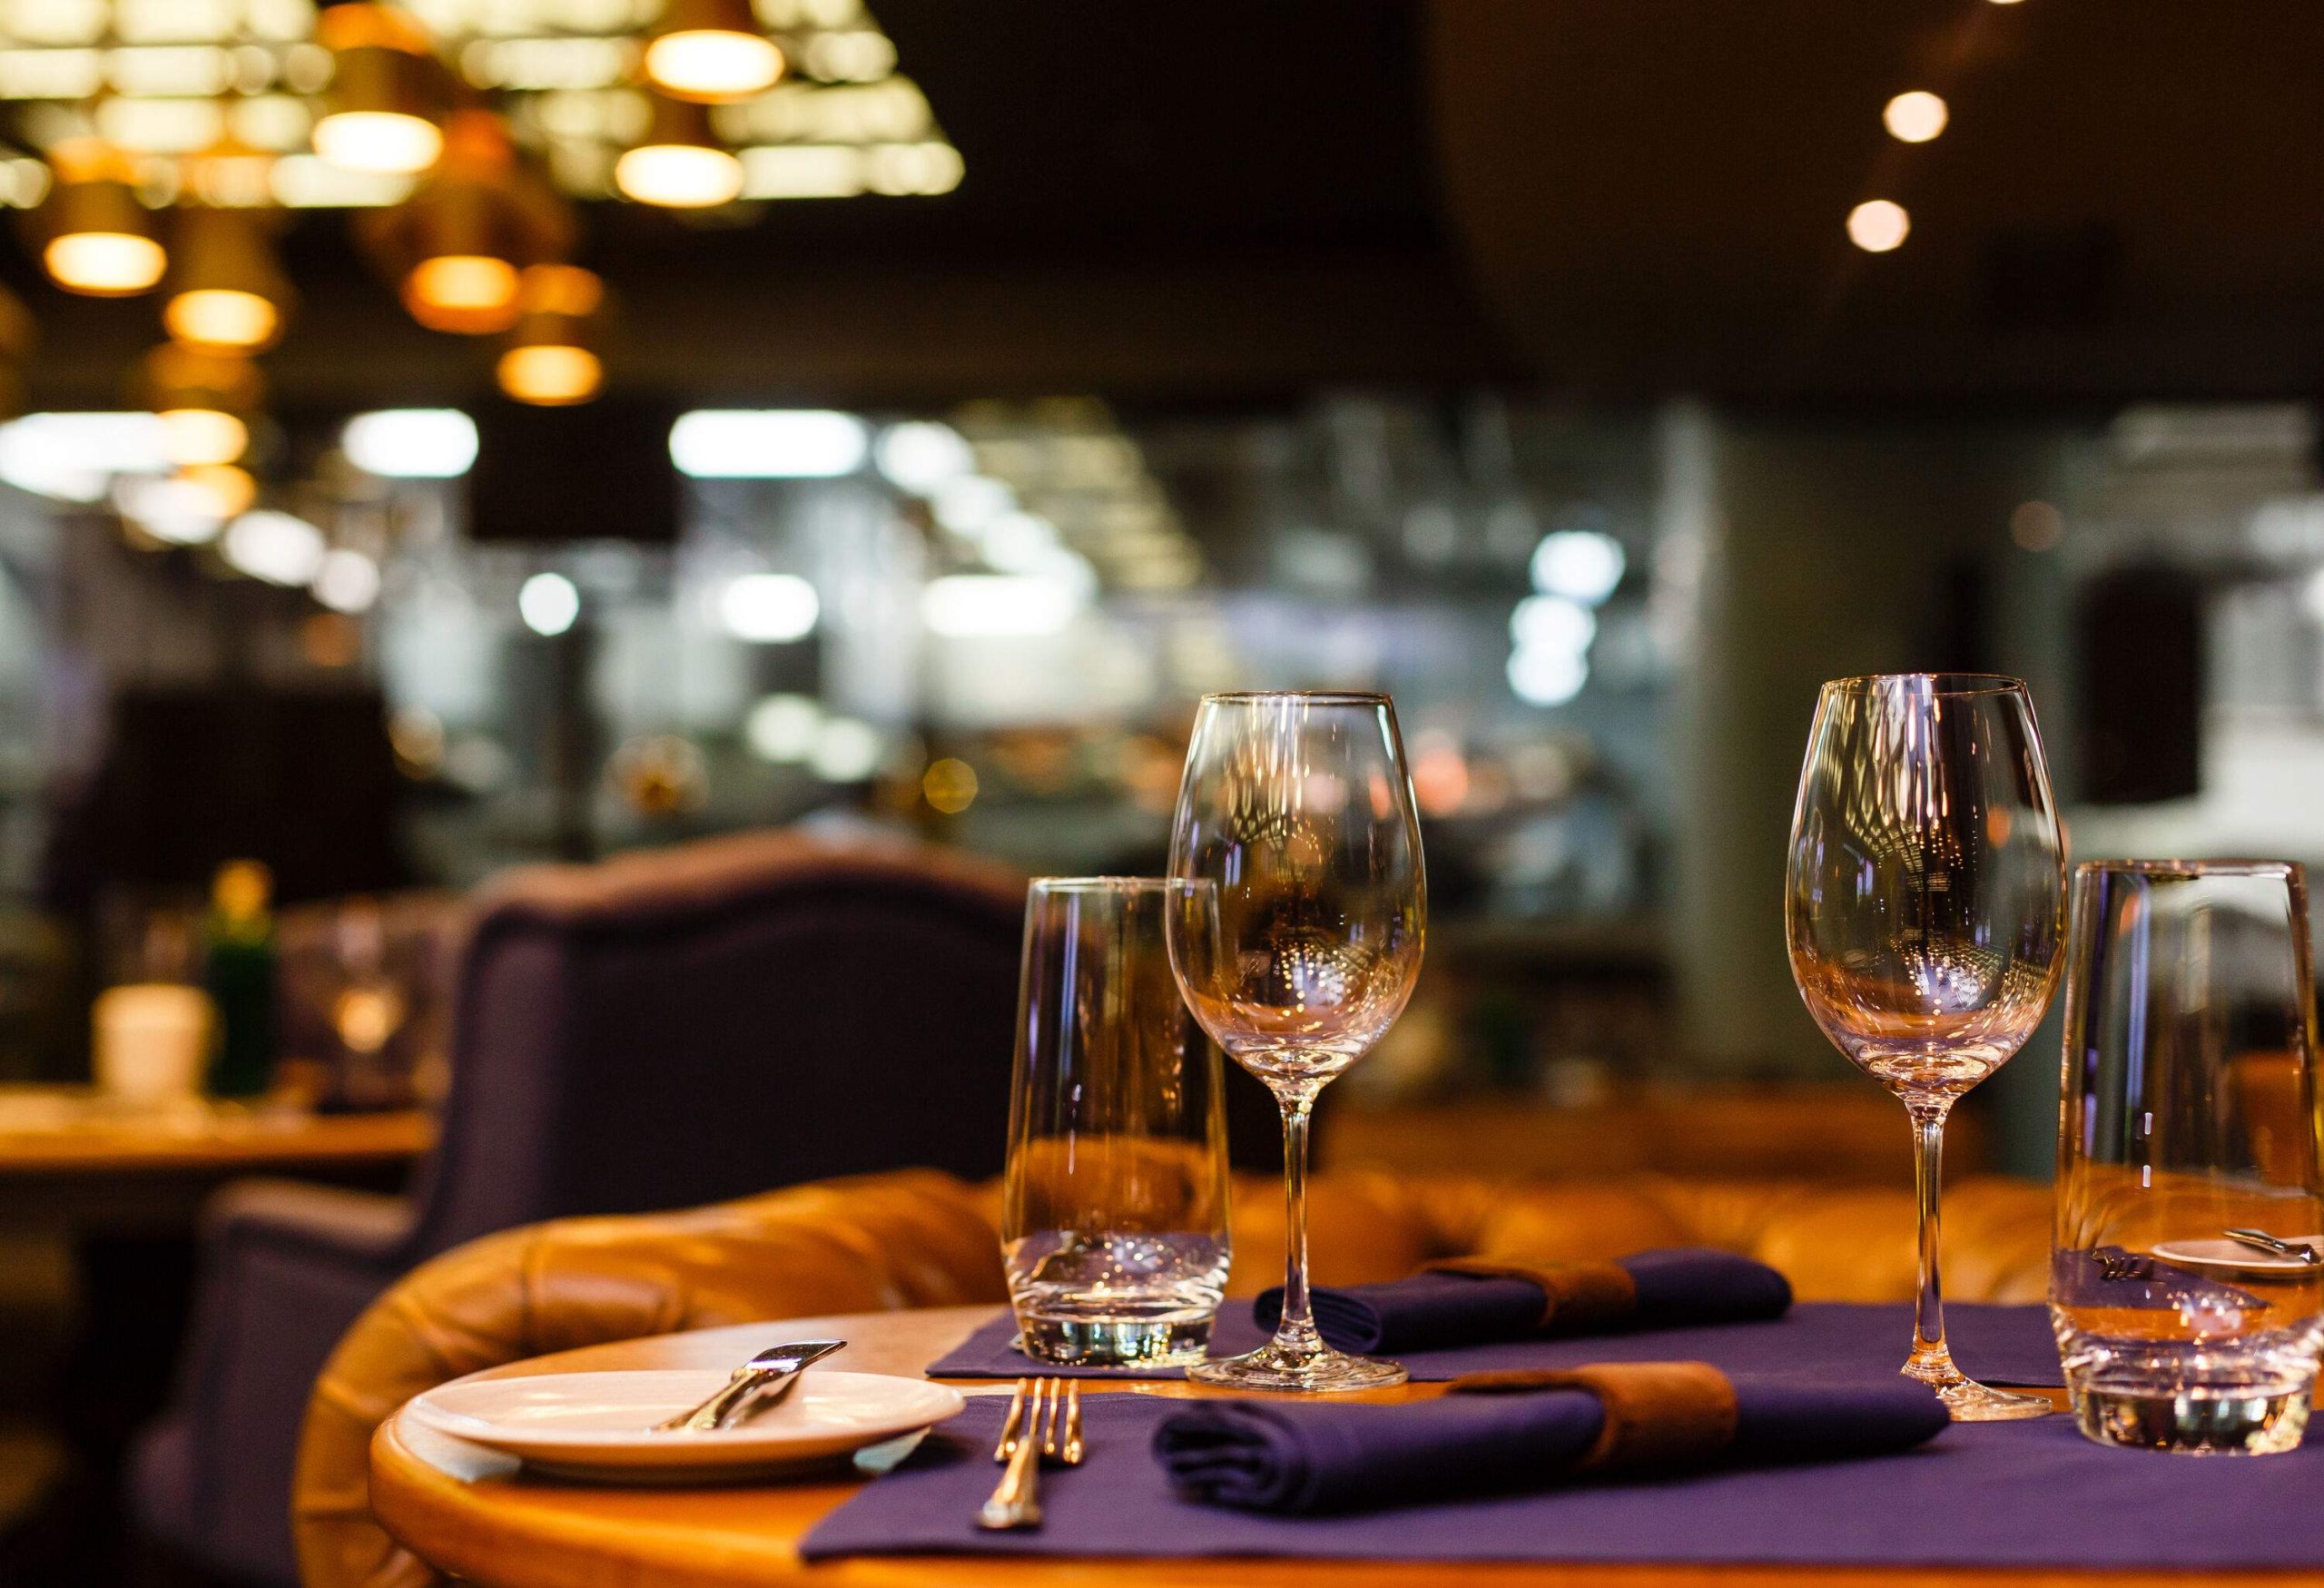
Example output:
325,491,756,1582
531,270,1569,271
924,1300,2066,1386
1153,1375,1945,1514
1256,1248,1793,1354
801,1392,2324,1570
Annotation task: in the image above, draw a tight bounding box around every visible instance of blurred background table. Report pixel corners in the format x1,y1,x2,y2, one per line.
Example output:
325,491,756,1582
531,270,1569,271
0,1086,431,1582
0,1086,432,1234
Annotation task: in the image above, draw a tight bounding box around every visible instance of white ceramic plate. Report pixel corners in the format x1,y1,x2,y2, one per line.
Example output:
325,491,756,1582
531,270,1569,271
404,1368,964,1483
2152,1237,2324,1274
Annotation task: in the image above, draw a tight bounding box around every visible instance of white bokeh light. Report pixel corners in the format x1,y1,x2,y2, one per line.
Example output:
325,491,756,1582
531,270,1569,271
809,717,884,781
1508,646,1590,707
743,694,822,763
518,571,580,636
1882,91,1949,143
342,409,478,478
930,475,1015,533
874,421,975,494
0,412,165,501
1530,530,1627,605
921,574,1082,637
1847,199,1911,253
312,547,382,613
716,573,821,642
1510,594,1598,654
669,410,869,478
222,510,328,586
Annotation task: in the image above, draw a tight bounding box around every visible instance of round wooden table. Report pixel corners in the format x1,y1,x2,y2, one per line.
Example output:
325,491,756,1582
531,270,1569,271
368,1306,2305,1588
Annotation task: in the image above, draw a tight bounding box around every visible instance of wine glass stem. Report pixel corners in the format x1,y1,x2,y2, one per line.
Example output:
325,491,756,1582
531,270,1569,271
1907,1099,1954,1379
1273,1086,1323,1352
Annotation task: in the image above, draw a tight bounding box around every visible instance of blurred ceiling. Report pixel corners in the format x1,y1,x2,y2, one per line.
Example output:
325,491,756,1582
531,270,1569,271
9,0,1519,411
1431,0,2324,402
9,0,2323,411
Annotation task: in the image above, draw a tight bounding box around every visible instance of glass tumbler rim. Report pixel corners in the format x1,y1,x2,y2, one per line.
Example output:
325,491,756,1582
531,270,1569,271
1197,689,1392,706
2073,857,2305,883
1818,671,2028,697
1027,875,1191,894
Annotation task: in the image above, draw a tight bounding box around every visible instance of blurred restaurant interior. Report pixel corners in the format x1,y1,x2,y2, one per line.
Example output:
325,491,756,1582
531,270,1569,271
0,0,2318,1581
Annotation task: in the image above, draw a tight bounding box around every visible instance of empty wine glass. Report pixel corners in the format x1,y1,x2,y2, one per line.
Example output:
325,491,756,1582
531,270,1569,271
1785,673,2067,1420
1166,691,1426,1392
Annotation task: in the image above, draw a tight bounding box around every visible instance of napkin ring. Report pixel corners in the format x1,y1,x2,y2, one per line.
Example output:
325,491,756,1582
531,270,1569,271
1452,1362,1739,1474
1423,1256,1639,1335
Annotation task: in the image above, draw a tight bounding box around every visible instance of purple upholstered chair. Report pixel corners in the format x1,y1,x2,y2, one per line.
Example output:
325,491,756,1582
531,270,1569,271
129,830,1028,1585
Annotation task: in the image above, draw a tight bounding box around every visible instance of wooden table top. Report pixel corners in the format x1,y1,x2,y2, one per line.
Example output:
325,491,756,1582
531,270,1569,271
0,1089,432,1177
369,1305,2324,1588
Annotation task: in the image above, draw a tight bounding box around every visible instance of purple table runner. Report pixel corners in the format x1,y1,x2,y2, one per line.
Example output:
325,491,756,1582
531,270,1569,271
803,1392,2324,1570
927,1301,2064,1389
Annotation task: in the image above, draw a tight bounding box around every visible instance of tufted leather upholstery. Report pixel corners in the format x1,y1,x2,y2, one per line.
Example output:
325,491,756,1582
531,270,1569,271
296,1166,2051,1588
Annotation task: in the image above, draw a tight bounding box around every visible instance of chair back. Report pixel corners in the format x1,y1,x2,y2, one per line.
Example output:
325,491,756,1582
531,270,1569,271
409,830,1027,1254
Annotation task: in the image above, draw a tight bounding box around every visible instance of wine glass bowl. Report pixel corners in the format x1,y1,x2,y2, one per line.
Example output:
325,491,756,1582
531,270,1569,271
1167,691,1425,1392
1785,673,2067,1420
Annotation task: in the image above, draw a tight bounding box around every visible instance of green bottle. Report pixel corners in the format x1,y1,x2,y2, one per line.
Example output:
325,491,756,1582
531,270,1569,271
203,859,279,1099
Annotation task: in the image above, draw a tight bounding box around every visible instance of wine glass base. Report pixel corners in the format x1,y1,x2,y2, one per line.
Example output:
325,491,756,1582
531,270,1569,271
1904,1358,2054,1422
1188,1338,1407,1393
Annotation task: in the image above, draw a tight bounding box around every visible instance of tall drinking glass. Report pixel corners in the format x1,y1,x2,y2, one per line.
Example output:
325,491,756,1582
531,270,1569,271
1785,673,2067,1420
1166,691,1426,1392
1002,878,1232,1367
2053,861,2324,1454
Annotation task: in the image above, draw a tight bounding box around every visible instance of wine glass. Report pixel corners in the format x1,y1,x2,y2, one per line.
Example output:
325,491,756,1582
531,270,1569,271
1166,691,1426,1392
1784,673,2067,1421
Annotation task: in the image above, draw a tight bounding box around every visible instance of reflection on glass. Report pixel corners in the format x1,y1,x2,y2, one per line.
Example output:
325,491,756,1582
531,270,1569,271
1786,673,2066,1420
2053,861,2324,1453
1167,691,1426,1392
1002,877,1231,1367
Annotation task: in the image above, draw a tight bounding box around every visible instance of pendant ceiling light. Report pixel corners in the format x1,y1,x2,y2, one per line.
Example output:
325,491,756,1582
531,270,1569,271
143,342,263,468
363,111,573,334
644,0,784,103
37,141,166,297
615,94,744,209
496,264,606,406
163,207,293,352
311,4,453,176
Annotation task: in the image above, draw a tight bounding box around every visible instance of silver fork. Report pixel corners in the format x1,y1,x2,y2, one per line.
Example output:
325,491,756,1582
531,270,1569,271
977,1376,1082,1530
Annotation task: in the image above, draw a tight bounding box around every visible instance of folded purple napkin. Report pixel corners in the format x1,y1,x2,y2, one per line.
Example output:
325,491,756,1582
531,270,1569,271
1256,1248,1794,1354
1153,1362,1946,1514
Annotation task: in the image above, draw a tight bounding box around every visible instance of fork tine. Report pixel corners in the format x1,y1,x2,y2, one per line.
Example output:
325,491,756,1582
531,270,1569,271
993,1377,1030,1462
1039,1377,1063,1457
1061,1381,1084,1465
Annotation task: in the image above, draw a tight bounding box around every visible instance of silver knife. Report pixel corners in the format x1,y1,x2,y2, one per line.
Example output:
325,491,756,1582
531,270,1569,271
2225,1228,2323,1265
653,1339,845,1433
